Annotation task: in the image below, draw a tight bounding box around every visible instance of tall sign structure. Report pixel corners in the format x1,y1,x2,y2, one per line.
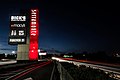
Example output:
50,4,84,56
29,9,39,60
8,9,39,62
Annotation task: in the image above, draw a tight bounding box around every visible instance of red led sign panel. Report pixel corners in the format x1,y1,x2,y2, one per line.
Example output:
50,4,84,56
29,9,39,60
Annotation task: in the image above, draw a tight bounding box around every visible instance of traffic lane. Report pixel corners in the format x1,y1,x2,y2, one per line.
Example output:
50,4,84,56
0,61,48,80
4,61,50,80
53,57,120,73
66,59,120,74
60,57,120,69
76,60,120,69
14,61,53,80
62,58,120,68
11,61,53,80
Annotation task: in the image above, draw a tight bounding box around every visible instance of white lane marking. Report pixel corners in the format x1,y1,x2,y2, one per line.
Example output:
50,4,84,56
50,64,55,80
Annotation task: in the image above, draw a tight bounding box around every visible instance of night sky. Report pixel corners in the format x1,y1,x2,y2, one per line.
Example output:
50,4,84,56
0,0,120,53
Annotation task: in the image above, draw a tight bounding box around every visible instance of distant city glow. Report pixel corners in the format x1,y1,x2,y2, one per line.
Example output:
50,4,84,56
63,55,73,58
39,52,46,55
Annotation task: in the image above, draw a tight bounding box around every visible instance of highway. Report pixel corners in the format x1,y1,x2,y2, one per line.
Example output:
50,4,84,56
52,57,120,79
0,59,16,65
0,61,54,80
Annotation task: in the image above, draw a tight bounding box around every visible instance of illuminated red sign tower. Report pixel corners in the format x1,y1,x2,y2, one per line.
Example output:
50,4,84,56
29,9,39,60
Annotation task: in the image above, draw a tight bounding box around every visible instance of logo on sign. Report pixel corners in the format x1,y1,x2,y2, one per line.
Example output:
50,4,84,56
11,24,25,27
19,30,24,36
11,16,26,21
11,30,16,36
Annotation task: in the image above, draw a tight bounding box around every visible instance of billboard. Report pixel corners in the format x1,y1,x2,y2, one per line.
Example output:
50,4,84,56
29,9,39,60
8,15,27,44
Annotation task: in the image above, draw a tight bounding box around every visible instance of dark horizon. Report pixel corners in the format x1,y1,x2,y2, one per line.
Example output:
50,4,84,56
0,1,120,53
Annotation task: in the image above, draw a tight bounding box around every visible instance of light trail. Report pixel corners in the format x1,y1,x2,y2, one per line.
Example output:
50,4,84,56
0,60,16,65
52,57,120,79
8,61,51,80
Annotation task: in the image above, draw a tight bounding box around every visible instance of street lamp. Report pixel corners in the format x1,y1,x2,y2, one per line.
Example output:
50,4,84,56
38,49,40,53
12,51,15,54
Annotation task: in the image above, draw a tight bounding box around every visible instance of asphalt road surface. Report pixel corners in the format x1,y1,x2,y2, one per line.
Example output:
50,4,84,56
0,61,54,80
